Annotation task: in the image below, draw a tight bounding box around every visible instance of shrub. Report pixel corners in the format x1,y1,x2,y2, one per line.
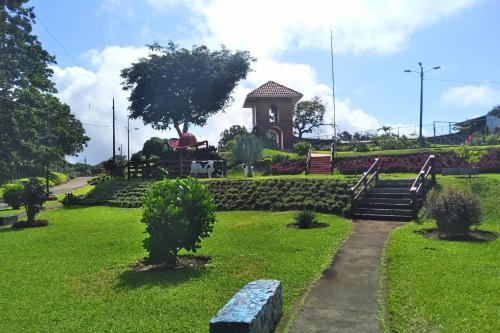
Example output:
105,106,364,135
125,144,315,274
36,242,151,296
61,193,81,206
141,177,216,267
232,134,263,177
293,141,310,155
271,160,305,175
22,178,46,225
424,188,482,238
3,183,24,209
294,210,318,228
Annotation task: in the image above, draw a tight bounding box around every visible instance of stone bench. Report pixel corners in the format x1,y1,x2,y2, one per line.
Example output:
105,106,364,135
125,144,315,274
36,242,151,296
0,215,17,226
209,280,282,333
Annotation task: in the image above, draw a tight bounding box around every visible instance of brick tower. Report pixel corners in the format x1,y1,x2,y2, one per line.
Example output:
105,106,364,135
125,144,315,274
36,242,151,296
243,81,303,150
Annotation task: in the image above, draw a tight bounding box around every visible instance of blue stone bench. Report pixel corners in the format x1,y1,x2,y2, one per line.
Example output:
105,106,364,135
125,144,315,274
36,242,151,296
210,279,282,333
0,215,17,226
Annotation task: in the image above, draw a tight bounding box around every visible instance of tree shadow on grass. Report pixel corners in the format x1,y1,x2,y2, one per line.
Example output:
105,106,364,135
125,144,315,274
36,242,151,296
116,260,210,290
0,226,23,233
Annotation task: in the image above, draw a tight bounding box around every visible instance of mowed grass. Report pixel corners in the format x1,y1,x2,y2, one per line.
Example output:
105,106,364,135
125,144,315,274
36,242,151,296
385,174,500,332
0,208,351,332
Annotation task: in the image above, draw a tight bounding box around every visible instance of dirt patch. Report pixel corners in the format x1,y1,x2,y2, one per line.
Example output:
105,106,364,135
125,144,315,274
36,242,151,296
132,255,212,272
12,220,49,229
287,222,329,229
416,229,497,242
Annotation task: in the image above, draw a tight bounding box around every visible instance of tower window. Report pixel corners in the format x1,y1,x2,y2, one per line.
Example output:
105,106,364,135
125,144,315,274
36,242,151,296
269,105,279,123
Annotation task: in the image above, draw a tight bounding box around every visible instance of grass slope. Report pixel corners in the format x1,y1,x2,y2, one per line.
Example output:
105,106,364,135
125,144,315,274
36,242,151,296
385,174,500,332
0,208,351,332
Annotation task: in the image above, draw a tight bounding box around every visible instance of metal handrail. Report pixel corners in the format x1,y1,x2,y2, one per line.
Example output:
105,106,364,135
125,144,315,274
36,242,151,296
409,155,436,217
350,158,380,208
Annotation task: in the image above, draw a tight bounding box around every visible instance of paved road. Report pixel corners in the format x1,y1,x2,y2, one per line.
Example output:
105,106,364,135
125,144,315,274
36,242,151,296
49,176,94,195
289,220,403,333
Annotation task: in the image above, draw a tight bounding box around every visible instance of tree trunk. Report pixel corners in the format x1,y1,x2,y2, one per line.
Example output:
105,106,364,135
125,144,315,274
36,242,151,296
173,123,183,137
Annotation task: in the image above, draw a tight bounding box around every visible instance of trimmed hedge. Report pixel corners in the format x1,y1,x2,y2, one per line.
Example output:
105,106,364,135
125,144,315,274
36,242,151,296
335,148,500,174
81,178,352,215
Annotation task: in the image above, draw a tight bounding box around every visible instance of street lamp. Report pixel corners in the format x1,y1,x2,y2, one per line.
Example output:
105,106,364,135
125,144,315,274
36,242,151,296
404,62,441,147
126,117,140,163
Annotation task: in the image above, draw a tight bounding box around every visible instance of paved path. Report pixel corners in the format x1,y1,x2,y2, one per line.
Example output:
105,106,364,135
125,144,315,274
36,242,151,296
289,220,403,333
49,176,94,195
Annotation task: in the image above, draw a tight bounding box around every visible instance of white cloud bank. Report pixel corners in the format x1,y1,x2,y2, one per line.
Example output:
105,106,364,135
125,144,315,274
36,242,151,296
440,85,500,108
58,0,476,163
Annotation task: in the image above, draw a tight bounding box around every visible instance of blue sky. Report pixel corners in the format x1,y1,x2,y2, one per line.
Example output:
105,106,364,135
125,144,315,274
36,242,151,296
30,0,500,163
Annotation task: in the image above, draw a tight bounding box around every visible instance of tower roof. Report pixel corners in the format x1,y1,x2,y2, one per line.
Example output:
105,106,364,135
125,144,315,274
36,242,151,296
243,81,303,107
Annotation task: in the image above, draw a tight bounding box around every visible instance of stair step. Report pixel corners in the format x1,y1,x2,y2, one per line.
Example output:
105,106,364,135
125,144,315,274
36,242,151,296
366,192,412,198
353,213,413,222
357,202,412,209
356,208,413,215
368,188,411,194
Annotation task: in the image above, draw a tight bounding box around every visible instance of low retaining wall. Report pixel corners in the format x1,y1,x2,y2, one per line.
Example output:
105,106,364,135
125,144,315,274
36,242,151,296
335,149,500,174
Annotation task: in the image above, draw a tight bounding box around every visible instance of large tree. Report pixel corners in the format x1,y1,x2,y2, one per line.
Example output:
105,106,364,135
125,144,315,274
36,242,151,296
293,96,326,138
121,42,254,137
218,125,249,149
0,1,88,182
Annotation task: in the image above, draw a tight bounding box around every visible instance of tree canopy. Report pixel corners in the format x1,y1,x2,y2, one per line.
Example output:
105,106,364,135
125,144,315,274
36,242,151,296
121,42,254,137
218,125,249,149
0,1,88,181
293,97,326,138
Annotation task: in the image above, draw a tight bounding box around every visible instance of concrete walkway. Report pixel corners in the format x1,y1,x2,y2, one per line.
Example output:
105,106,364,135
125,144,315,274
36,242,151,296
49,176,94,195
289,220,402,333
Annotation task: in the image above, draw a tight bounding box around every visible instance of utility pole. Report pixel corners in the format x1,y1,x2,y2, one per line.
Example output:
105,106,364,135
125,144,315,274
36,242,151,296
127,117,130,163
112,98,116,162
330,29,337,157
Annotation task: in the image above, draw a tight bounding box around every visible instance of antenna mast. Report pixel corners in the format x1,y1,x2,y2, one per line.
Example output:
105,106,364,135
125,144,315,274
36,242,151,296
330,30,337,139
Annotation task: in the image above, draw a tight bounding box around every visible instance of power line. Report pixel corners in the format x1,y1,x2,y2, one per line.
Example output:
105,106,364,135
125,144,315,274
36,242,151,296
37,18,82,68
425,78,500,85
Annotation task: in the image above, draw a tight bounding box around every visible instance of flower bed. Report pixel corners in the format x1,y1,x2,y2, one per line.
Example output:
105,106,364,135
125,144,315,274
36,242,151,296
335,149,500,174
270,160,305,175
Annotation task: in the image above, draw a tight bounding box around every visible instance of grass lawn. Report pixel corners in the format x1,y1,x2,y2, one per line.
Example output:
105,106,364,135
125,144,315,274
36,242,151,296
55,184,95,200
0,199,60,217
0,208,351,332
384,174,500,332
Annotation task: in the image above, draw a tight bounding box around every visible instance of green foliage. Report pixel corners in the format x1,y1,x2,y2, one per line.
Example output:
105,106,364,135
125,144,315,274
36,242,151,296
293,141,310,155
21,178,46,224
61,193,82,207
121,42,254,136
487,104,500,117
353,142,370,152
141,137,170,158
141,177,216,267
3,183,24,209
424,188,482,238
232,134,263,176
471,132,500,146
218,125,249,149
293,96,326,138
455,145,486,178
294,210,319,228
102,156,127,178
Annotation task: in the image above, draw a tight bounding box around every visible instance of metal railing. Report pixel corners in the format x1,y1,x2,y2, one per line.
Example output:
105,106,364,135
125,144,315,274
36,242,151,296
409,155,436,217
350,158,380,211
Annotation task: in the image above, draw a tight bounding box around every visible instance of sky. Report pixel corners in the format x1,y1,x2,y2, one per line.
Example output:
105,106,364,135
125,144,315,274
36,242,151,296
29,0,500,164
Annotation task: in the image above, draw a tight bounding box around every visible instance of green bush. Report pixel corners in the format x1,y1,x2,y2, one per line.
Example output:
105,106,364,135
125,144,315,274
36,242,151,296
294,210,318,228
61,193,82,206
424,188,482,238
3,183,24,209
22,178,46,224
293,141,310,155
141,177,216,267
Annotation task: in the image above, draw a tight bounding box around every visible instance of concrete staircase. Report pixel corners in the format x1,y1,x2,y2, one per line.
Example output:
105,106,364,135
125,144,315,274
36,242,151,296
353,179,414,221
308,156,331,174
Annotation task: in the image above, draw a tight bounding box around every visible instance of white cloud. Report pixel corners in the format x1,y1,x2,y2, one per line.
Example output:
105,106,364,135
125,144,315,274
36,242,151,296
440,85,500,108
156,0,476,57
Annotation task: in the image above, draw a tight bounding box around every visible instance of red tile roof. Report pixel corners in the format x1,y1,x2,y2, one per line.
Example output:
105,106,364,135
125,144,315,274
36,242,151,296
246,81,303,98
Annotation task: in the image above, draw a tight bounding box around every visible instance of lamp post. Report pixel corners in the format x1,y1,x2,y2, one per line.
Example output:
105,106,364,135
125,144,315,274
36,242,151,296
404,62,441,147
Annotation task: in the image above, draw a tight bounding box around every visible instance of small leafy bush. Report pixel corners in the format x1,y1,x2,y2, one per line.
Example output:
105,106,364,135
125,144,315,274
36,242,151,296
141,177,216,267
424,188,482,238
3,183,24,209
294,210,318,228
22,178,46,225
293,141,310,155
61,193,81,206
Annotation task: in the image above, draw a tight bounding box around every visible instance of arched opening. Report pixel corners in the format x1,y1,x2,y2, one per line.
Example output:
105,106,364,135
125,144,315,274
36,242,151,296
266,127,283,150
